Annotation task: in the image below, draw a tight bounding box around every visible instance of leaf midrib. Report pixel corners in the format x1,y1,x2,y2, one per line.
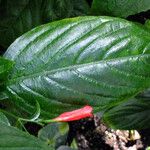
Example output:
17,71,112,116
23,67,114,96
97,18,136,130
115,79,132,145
8,54,150,84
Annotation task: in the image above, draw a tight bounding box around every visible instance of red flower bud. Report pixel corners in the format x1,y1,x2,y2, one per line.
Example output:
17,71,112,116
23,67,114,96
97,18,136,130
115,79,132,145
52,105,93,122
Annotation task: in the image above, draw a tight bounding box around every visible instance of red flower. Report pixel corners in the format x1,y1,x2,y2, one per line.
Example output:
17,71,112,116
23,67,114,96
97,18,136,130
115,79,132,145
52,105,93,122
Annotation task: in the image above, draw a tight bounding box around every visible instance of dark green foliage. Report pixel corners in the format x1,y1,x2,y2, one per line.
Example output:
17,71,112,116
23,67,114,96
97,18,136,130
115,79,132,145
92,0,150,18
0,0,89,48
0,123,52,150
104,89,150,129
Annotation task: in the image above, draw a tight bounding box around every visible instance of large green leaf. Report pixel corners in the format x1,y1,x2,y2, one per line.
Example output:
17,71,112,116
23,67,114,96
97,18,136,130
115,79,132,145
0,123,53,150
0,0,89,48
4,16,150,118
91,0,150,18
0,56,14,91
103,89,150,129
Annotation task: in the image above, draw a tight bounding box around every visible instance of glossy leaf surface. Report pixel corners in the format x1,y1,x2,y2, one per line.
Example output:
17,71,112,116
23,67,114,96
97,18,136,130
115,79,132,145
4,16,150,118
92,0,150,18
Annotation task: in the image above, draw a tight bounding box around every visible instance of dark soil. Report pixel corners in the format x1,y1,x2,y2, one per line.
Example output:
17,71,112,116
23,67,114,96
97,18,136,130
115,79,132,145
67,116,149,150
24,122,42,137
139,129,150,149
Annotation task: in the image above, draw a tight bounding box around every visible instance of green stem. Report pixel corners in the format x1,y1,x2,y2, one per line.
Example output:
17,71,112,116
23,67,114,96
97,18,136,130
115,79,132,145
38,119,57,123
20,118,44,126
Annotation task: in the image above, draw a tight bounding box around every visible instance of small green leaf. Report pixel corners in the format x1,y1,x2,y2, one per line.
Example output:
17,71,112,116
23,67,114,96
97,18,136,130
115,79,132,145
103,89,150,129
0,0,89,48
0,112,10,125
0,123,53,150
71,139,78,149
91,0,150,18
38,123,69,148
